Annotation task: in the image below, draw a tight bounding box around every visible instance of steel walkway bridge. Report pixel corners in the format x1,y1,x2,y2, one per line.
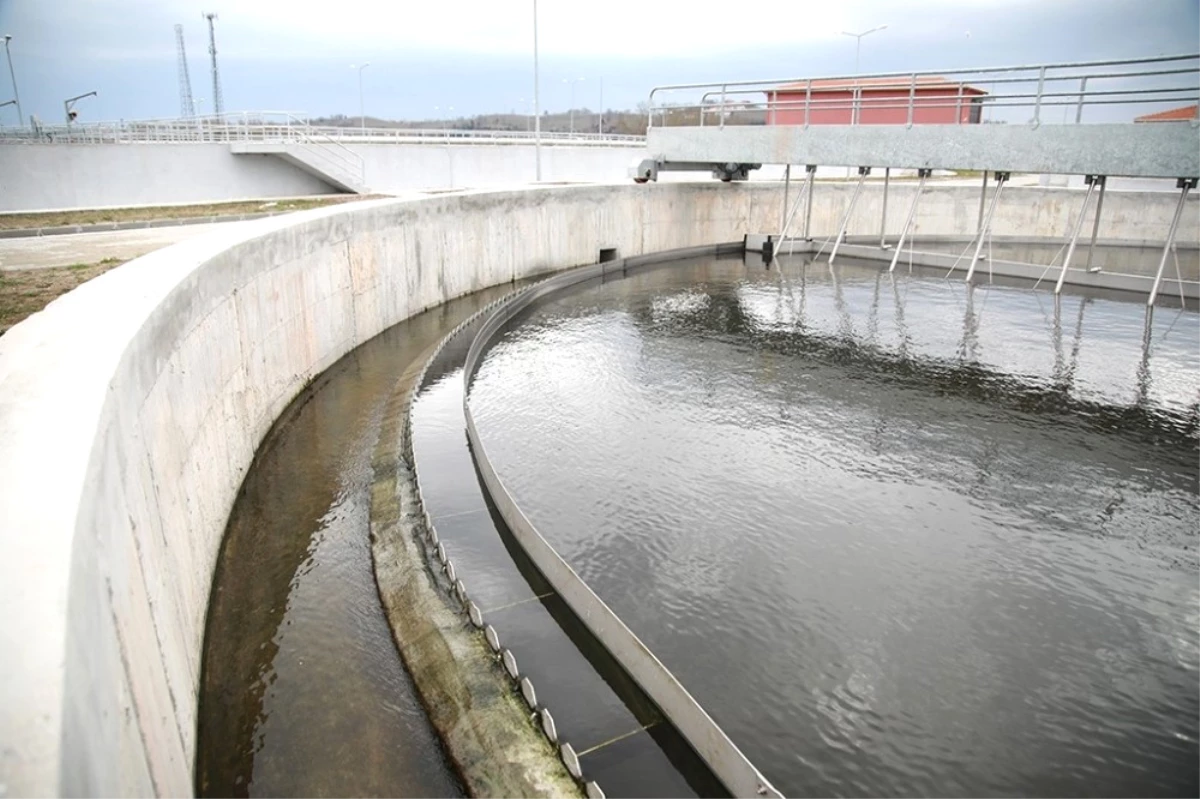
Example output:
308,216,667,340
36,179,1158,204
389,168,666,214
636,54,1198,181
636,54,1199,304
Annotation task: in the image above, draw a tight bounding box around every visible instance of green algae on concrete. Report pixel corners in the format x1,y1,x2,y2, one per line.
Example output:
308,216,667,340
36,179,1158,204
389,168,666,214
369,356,582,799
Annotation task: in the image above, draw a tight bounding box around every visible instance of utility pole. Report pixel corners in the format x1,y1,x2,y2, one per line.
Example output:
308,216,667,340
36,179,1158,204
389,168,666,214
2,35,21,127
175,24,196,118
202,12,223,115
351,62,370,133
841,24,887,124
563,77,584,135
533,0,541,180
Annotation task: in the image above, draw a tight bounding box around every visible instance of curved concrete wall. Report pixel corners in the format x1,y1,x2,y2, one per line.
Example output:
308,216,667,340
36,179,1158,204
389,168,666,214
0,183,777,796
0,181,1193,797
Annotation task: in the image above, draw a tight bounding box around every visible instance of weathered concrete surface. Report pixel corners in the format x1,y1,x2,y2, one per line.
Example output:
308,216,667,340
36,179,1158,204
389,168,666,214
0,181,1193,798
785,182,1200,248
0,222,250,271
0,142,649,212
0,143,338,213
0,183,781,797
649,122,1200,178
370,363,581,797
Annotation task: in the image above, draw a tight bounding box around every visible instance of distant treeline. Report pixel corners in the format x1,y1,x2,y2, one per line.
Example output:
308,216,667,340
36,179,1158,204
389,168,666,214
312,109,652,135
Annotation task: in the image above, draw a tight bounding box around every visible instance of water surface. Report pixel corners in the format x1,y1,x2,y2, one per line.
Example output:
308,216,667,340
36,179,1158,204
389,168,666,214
470,255,1200,797
197,290,515,797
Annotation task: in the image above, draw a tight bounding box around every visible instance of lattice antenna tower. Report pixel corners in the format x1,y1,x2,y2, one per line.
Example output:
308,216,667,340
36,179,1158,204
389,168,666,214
202,11,224,115
175,24,196,118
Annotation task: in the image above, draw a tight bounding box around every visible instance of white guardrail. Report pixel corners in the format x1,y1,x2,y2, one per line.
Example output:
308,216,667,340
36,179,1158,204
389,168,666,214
648,53,1200,129
0,110,646,147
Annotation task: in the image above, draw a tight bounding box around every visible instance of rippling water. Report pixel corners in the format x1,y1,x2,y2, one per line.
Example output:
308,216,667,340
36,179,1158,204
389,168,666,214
470,255,1200,797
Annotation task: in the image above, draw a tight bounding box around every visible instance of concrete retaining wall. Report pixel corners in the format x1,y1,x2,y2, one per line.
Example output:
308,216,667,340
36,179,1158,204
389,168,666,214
0,181,1192,797
0,183,780,797
0,142,649,212
785,182,1200,247
0,144,337,212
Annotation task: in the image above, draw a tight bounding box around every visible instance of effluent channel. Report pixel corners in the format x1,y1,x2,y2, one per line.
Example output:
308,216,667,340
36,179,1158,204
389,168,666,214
197,250,1199,798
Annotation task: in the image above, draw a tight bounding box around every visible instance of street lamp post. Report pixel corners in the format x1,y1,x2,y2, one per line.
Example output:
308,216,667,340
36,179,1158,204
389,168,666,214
351,62,370,134
3,35,22,127
840,24,887,124
563,77,585,135
533,0,541,180
64,91,97,125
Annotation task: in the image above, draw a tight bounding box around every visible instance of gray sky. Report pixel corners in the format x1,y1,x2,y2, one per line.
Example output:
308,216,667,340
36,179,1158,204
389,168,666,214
1,0,1197,124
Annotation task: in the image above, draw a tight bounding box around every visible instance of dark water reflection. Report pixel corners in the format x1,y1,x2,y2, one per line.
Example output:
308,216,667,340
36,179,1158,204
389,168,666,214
196,290,517,797
470,255,1200,797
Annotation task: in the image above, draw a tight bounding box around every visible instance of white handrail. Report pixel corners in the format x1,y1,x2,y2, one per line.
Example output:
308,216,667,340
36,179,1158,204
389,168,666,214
648,53,1200,129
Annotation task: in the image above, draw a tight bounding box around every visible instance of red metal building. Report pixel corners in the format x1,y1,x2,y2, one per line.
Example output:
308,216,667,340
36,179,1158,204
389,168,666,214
1134,104,1198,122
766,76,988,125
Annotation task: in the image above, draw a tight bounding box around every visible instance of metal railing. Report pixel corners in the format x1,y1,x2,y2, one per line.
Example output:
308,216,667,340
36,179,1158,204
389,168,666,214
282,115,366,188
0,110,646,147
649,53,1200,129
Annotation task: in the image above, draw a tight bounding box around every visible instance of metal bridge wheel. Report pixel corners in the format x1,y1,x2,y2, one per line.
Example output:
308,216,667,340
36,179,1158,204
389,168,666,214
633,177,649,184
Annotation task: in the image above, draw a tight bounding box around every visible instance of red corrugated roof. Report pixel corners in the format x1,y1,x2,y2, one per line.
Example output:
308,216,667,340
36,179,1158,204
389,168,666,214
770,75,987,95
1134,104,1198,122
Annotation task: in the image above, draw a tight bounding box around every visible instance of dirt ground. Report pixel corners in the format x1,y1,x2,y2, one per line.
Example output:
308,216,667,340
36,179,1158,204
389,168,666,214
0,194,387,231
0,258,125,335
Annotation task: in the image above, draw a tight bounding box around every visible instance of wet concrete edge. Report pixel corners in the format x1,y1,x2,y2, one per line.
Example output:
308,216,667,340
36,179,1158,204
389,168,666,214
368,333,582,799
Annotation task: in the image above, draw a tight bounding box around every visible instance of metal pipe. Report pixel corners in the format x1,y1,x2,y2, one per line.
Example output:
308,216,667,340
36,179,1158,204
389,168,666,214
829,168,870,264
1074,76,1089,123
889,169,929,272
1054,176,1100,293
1084,175,1107,271
644,52,1198,96
880,166,890,247
774,164,814,259
781,164,791,231
965,172,1008,282
906,73,916,127
802,164,817,240
976,171,989,233
1148,179,1195,306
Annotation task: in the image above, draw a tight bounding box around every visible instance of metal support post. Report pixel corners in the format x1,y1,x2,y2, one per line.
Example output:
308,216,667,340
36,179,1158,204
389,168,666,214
781,164,791,232
964,172,1009,282
879,166,891,247
829,167,870,265
1084,175,1107,271
1148,178,1197,306
976,171,989,233
1032,65,1046,126
773,164,815,259
1054,175,1100,294
802,164,817,240
889,169,931,272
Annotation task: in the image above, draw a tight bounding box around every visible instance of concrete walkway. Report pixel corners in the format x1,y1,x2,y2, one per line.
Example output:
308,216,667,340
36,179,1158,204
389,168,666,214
0,221,248,271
